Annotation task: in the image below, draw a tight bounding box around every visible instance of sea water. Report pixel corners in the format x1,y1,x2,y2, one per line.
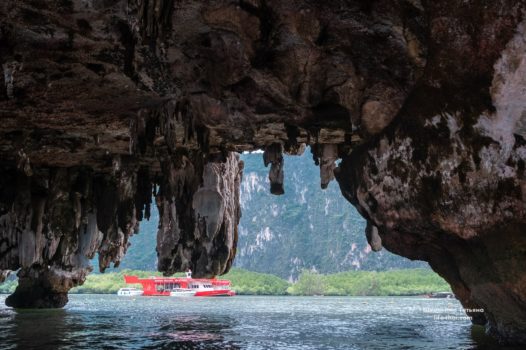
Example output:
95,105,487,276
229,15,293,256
0,294,517,349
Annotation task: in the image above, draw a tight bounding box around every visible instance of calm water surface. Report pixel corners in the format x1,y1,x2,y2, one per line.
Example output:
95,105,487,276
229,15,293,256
0,294,517,349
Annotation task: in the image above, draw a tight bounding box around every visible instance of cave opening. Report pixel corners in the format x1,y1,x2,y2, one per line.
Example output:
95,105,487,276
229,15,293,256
100,147,429,287
0,146,441,298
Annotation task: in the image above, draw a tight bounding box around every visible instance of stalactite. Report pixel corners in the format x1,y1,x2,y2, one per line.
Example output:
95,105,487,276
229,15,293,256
134,0,175,44
135,166,152,221
2,62,18,100
95,169,139,272
263,143,284,195
365,222,382,252
156,151,201,274
156,151,242,277
319,144,338,189
0,164,147,307
0,270,9,283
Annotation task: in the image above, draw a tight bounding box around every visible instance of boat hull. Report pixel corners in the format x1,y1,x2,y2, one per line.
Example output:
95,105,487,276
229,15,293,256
169,291,197,297
195,290,236,297
117,288,143,296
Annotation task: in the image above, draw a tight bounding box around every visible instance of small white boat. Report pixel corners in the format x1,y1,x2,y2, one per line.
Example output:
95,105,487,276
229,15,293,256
170,288,197,297
427,291,455,299
117,287,143,296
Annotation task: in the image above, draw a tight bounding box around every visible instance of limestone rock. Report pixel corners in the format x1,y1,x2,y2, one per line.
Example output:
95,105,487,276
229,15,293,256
263,143,285,195
156,152,242,277
5,266,89,308
335,3,526,343
0,0,525,344
316,144,339,189
365,222,382,252
0,270,9,283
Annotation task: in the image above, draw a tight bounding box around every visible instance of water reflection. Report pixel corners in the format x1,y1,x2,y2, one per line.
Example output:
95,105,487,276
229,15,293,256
5,309,69,350
147,315,240,349
0,300,239,349
0,295,523,349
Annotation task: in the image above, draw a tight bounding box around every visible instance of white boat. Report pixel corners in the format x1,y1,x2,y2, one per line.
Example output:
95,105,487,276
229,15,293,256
428,291,455,299
117,287,143,296
169,288,197,297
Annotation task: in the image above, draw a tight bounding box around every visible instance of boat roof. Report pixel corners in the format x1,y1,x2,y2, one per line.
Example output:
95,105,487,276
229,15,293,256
124,275,231,286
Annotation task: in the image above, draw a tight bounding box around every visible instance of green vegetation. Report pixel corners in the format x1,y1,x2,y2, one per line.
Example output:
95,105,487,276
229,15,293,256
0,279,17,294
223,268,289,295
287,269,451,296
71,270,163,294
1,268,450,296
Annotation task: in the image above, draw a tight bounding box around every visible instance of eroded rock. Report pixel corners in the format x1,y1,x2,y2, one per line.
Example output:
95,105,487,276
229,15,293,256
0,270,9,283
263,143,285,195
317,144,339,189
335,4,526,344
156,151,242,277
365,222,382,252
5,266,88,308
0,164,147,307
0,0,524,344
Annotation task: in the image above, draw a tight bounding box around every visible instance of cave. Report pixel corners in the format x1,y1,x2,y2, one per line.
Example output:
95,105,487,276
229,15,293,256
0,0,525,345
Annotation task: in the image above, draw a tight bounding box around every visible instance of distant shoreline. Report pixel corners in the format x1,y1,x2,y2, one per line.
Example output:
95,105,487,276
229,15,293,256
1,268,451,297
0,294,441,297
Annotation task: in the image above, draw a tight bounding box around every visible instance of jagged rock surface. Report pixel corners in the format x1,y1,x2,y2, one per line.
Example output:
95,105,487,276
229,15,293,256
0,0,525,345
157,151,242,276
0,164,146,307
335,1,526,344
263,143,285,195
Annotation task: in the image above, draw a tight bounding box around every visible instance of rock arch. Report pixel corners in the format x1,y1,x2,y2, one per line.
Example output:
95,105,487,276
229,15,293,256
0,0,525,344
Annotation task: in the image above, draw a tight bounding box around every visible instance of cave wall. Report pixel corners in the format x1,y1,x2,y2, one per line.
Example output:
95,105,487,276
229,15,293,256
1,0,424,283
0,0,525,344
335,1,526,343
0,164,142,307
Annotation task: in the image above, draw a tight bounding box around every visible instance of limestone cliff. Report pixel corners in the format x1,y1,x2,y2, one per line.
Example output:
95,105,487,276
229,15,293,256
0,0,525,344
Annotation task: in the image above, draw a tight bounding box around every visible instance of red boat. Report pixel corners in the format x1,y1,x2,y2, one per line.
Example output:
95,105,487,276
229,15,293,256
123,271,235,297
